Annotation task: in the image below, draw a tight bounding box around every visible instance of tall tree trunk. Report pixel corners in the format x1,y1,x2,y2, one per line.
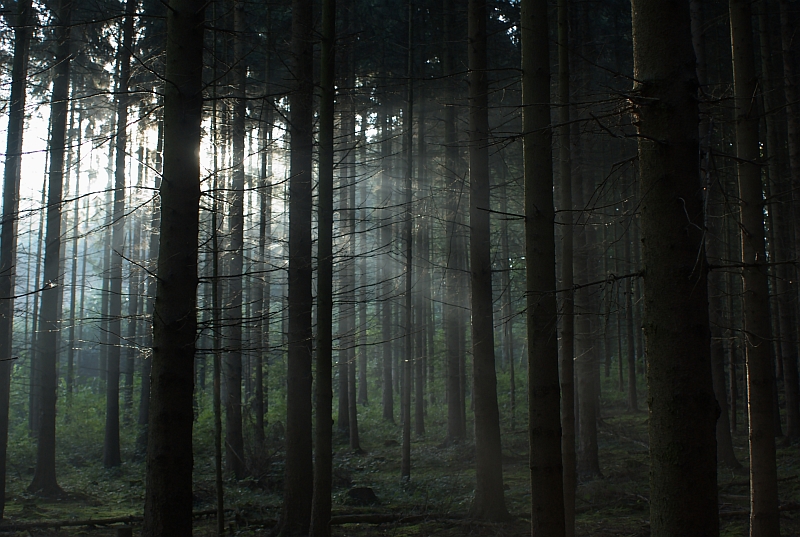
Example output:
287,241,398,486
310,0,334,532
729,1,780,534
279,0,315,530
141,0,204,534
623,211,637,413
400,3,414,482
379,102,394,424
769,0,800,440
557,0,576,532
630,1,719,536
28,0,73,496
66,108,83,407
0,0,34,518
468,0,508,520
443,0,466,443
224,0,246,480
103,0,136,469
521,0,566,533
136,112,162,457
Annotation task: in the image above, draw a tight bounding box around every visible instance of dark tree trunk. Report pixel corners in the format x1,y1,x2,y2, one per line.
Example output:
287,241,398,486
630,1,719,535
379,103,394,424
521,0,566,533
309,0,334,531
729,1,780,534
136,112,162,457
556,0,576,532
28,0,72,497
141,0,204,534
0,0,33,518
468,0,508,521
103,0,136,469
224,0,247,481
279,0,315,531
442,0,466,444
401,3,414,482
66,108,83,407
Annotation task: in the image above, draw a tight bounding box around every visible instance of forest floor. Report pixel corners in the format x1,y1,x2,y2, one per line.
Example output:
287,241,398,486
1,393,800,536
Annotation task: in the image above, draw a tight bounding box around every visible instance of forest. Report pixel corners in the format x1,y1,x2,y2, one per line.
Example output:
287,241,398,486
0,0,799,535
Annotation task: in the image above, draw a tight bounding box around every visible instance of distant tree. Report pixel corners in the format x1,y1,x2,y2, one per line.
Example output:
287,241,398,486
103,0,137,469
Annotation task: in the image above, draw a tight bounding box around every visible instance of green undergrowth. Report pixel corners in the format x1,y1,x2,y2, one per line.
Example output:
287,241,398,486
3,371,800,536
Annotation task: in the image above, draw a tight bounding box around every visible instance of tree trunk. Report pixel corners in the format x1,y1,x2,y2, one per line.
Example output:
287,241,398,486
103,0,136,469
521,0,566,533
136,112,162,457
468,0,508,520
224,0,247,481
623,214,637,413
729,1,780,534
442,0,466,444
401,3,414,482
630,1,719,535
28,0,73,496
379,103,394,424
279,0,315,530
309,0,334,531
556,0,575,532
141,0,204,534
66,108,83,408
0,0,33,518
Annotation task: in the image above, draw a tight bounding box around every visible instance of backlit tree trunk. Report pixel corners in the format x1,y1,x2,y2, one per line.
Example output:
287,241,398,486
141,0,204,534
29,0,73,496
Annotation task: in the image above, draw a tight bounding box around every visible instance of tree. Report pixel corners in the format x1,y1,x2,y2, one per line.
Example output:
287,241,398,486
103,0,137,469
141,0,205,533
0,0,34,519
556,0,576,533
629,0,719,535
309,0,335,532
468,0,509,521
224,0,247,481
28,0,73,497
279,0,315,531
729,0,780,534
520,0,566,534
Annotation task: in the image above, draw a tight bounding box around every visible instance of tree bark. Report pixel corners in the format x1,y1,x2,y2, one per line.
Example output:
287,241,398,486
28,0,73,497
309,0,334,532
728,1,780,534
279,0,314,531
0,0,33,518
401,3,414,483
630,1,719,535
521,0,566,534
468,0,509,521
224,0,247,481
442,0,466,444
104,0,136,469
141,0,204,534
556,0,575,532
